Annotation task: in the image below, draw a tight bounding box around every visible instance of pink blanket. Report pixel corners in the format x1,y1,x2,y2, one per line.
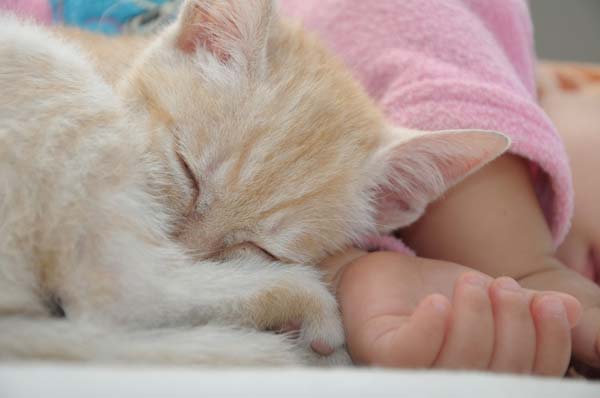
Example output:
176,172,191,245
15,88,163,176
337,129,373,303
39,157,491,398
0,0,51,23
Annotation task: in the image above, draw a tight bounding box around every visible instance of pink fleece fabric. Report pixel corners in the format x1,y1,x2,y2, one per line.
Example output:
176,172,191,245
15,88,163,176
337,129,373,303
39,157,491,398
0,0,51,23
280,0,573,249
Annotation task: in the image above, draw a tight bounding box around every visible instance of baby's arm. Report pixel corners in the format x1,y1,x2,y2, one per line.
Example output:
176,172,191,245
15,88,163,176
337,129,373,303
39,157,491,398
400,154,600,367
402,155,554,280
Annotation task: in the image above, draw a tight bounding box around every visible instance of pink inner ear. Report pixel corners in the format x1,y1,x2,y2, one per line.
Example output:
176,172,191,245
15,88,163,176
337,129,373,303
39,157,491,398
376,189,411,217
176,4,237,62
373,130,509,232
374,163,424,232
436,152,488,182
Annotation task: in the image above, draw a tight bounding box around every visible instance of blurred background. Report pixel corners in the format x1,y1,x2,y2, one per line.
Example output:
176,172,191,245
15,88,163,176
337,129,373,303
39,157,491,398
531,0,600,63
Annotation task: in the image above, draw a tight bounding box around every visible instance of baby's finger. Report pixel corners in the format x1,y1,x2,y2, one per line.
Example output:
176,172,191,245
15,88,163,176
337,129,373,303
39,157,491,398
530,291,581,327
359,294,450,367
488,277,536,373
434,273,495,370
531,295,572,376
571,307,600,367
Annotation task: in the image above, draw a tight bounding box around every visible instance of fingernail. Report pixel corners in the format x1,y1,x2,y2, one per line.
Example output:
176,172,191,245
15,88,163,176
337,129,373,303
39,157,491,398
464,273,488,288
540,296,565,318
496,277,521,291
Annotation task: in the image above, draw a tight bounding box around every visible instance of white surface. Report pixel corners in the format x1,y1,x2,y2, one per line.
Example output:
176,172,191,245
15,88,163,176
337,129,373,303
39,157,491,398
0,364,598,398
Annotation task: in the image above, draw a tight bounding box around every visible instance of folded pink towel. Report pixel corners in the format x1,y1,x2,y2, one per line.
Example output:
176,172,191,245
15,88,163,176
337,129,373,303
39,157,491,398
280,0,573,248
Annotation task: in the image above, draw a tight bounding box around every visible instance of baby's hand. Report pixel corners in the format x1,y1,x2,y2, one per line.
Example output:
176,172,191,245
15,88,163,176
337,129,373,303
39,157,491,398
516,263,600,368
323,250,580,375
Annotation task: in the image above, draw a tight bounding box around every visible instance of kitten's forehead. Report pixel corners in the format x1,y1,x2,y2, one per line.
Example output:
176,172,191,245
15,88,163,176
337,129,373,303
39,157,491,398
211,24,383,178
213,89,380,218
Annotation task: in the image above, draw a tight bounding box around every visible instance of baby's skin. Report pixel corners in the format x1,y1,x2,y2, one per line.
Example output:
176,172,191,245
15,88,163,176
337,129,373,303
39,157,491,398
324,113,600,374
322,249,580,375
545,86,600,284
549,84,600,367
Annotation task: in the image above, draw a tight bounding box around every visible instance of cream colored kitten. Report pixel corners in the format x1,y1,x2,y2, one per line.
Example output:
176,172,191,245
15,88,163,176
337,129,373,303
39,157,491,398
0,0,509,366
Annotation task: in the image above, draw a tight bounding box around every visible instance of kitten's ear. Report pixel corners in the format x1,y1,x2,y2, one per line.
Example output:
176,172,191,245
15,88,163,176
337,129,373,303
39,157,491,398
373,129,510,233
175,0,273,72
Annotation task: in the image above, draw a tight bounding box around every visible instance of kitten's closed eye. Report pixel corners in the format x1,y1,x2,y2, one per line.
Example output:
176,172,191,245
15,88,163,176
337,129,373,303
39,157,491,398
252,243,278,261
176,152,200,207
219,242,278,262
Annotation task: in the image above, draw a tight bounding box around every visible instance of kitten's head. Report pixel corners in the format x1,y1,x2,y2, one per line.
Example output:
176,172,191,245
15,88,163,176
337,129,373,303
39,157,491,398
124,0,509,264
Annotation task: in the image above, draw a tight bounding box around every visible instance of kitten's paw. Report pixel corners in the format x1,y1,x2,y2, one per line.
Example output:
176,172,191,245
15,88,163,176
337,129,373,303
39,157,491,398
249,266,349,366
300,345,352,366
297,285,349,365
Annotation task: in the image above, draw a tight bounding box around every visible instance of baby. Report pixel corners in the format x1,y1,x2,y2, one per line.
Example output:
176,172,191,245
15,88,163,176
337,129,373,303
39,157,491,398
278,0,600,375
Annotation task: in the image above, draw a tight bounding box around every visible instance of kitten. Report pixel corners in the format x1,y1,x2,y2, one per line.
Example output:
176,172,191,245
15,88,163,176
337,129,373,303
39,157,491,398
0,0,509,366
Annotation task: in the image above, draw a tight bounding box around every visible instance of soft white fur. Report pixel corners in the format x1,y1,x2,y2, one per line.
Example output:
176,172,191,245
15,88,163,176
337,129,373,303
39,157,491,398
0,13,347,366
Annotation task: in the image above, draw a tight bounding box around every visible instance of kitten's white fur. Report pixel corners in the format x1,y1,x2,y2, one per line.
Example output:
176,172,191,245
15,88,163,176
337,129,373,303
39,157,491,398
0,13,346,366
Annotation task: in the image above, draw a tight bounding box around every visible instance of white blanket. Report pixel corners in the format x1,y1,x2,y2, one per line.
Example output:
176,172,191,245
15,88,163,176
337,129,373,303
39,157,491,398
1,365,598,397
